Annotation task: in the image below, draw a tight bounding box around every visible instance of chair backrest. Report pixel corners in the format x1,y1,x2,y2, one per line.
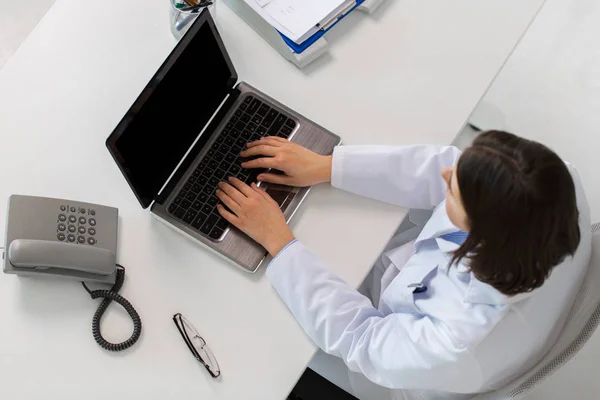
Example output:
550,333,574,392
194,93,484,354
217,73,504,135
472,222,600,400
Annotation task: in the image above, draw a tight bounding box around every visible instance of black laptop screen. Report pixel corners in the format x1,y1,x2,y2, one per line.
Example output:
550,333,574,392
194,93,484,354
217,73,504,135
106,11,237,208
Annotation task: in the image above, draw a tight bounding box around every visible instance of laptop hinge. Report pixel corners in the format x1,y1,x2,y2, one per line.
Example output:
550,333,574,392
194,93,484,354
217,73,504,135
154,87,242,205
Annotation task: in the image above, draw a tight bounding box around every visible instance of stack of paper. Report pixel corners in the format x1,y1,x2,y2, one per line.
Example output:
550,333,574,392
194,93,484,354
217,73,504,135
245,0,356,44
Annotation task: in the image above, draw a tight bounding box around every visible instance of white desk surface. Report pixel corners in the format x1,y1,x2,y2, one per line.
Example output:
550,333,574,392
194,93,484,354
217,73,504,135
0,0,543,398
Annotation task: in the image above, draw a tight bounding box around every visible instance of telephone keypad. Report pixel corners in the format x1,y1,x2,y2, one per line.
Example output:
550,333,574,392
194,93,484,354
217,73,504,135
57,205,98,246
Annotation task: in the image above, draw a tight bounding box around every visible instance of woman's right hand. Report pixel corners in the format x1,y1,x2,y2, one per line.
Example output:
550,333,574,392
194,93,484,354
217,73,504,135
239,136,332,187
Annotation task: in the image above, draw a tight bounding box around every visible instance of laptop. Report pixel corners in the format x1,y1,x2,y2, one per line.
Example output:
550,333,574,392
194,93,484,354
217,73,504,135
106,10,341,273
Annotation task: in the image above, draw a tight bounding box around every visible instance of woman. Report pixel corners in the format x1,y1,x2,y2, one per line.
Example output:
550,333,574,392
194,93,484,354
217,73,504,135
215,131,591,399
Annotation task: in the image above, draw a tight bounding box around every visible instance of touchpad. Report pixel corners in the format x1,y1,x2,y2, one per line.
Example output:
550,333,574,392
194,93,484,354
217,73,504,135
263,184,298,210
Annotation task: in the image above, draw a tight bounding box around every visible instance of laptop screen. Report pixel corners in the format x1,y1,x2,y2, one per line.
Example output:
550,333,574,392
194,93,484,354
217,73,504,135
106,11,237,208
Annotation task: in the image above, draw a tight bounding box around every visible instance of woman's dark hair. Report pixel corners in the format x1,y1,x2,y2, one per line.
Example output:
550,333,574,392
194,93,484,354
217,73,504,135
451,130,581,296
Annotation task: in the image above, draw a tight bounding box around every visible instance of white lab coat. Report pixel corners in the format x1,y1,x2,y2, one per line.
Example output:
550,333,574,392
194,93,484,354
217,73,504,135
266,145,592,400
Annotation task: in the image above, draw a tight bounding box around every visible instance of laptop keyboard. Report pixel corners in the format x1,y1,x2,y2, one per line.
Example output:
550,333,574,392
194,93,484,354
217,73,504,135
167,95,297,241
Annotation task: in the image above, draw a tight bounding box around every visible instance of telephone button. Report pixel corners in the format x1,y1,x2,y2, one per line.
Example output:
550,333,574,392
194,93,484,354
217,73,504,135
57,233,66,241
68,215,76,223
79,217,86,224
89,218,96,226
58,214,67,222
88,228,96,236
88,237,96,245
78,226,86,234
67,234,75,242
77,236,85,244
57,223,66,231
68,225,76,233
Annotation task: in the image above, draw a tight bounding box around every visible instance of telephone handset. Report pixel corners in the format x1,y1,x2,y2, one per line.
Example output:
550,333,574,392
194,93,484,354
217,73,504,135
3,195,118,283
2,195,141,352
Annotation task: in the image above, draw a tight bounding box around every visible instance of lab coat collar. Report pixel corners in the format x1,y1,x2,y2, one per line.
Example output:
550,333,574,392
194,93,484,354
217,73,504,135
414,201,459,250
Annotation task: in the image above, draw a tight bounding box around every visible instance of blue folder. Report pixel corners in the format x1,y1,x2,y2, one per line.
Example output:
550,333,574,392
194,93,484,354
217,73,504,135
276,0,366,54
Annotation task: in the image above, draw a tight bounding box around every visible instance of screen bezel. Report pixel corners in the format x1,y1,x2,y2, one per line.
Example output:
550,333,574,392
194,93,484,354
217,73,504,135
106,9,238,209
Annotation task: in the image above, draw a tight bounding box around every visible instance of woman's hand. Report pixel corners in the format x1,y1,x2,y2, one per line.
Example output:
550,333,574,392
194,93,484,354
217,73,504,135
216,177,295,257
240,137,332,187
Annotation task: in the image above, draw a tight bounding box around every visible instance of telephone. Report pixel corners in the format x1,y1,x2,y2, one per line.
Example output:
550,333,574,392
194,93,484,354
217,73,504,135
3,195,118,283
2,195,141,352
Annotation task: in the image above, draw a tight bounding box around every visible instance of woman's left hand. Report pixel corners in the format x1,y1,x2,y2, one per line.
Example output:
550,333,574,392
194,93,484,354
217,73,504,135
216,177,295,257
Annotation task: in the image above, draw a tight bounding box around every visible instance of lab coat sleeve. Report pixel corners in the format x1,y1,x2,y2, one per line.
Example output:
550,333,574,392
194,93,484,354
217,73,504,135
267,241,482,392
330,145,462,209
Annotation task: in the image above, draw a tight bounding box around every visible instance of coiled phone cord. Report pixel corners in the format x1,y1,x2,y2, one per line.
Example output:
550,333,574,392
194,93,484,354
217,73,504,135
81,264,142,351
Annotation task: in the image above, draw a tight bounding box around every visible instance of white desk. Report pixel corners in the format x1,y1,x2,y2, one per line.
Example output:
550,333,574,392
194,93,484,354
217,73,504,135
0,1,544,398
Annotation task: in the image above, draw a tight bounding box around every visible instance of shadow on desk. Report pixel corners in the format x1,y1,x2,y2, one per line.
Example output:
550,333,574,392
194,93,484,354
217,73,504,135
288,368,358,400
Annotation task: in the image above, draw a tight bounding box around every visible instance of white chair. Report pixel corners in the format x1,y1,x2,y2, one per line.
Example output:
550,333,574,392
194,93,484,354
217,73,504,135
472,222,600,399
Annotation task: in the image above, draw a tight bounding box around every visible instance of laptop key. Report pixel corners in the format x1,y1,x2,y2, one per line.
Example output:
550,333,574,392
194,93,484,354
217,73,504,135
209,226,224,240
268,114,287,136
262,109,278,127
196,176,208,186
231,144,242,154
209,176,220,187
192,169,201,177
207,196,218,207
183,210,197,224
216,218,228,230
224,136,235,146
183,183,192,191
257,104,270,117
239,103,247,111
284,118,296,129
256,126,267,136
225,153,236,163
173,207,186,219
192,200,202,210
241,113,251,124
280,126,293,136
230,115,239,124
181,199,192,209
202,185,214,195
219,144,229,155
214,168,226,179
240,130,251,140
173,196,183,205
234,121,246,131
251,115,262,125
198,193,208,203
200,214,219,234
191,184,202,194
185,192,196,201
191,212,207,229
248,99,261,114
229,164,241,175
234,109,243,117
201,204,213,215
247,123,257,133
243,96,253,104
168,203,178,214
